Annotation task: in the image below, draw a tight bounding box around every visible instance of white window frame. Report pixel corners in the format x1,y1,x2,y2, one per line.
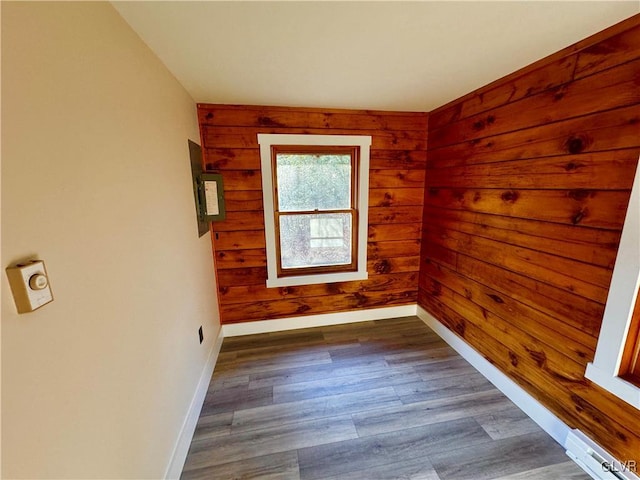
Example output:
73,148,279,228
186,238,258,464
585,157,640,410
258,134,371,288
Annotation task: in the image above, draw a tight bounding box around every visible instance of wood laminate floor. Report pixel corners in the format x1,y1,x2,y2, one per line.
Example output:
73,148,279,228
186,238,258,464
181,316,589,480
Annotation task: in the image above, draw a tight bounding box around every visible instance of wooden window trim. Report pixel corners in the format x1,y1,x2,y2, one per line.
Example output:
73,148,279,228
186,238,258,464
271,145,359,277
620,287,640,386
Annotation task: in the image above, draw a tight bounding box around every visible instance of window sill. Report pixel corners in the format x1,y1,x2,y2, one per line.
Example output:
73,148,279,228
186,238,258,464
266,270,368,288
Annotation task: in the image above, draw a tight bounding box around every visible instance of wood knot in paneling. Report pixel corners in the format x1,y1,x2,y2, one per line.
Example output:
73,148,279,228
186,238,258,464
509,351,519,367
564,134,592,154
564,161,584,172
526,347,547,368
486,293,504,304
378,192,393,208
353,292,369,306
296,304,312,314
453,190,465,202
374,259,392,274
501,190,519,203
454,318,466,337
568,189,593,201
257,116,285,127
552,85,568,101
473,116,496,131
571,207,589,225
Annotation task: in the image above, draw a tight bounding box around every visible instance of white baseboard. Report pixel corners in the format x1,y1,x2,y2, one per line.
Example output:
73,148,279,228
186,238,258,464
164,328,224,480
416,306,570,446
222,304,418,337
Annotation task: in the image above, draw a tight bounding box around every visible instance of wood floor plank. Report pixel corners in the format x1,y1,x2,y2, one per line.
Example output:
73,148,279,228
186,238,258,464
384,345,461,367
181,450,300,480
200,385,273,415
183,415,357,471
248,358,390,390
490,461,591,480
298,417,492,480
328,337,449,364
413,355,479,380
221,329,326,353
272,366,420,403
393,370,495,404
221,343,334,363
214,350,333,377
232,386,402,434
318,456,442,480
352,389,511,437
429,431,570,480
474,403,541,440
191,412,234,441
208,373,249,391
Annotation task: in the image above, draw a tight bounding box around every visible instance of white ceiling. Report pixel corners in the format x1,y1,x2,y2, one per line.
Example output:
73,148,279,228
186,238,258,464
113,1,639,112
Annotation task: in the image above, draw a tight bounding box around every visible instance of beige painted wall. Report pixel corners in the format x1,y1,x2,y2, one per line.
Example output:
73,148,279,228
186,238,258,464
1,2,220,478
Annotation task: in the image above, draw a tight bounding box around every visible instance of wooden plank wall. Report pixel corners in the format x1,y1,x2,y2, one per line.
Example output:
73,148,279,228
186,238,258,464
198,105,428,324
419,15,640,462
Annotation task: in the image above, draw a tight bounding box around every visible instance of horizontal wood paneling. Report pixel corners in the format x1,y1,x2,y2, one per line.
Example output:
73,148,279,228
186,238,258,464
419,15,640,464
218,271,419,305
369,187,425,207
198,104,428,132
425,187,629,230
426,150,638,191
423,227,611,303
422,205,619,268
428,104,640,169
429,58,640,150
220,289,417,324
453,254,605,336
203,126,426,151
199,104,427,324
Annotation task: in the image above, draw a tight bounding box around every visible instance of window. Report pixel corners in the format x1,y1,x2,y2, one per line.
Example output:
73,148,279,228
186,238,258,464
585,156,640,410
273,146,357,275
258,135,371,287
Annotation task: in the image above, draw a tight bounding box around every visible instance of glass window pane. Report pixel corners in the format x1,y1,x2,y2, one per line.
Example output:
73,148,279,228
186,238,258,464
279,213,352,269
276,153,351,211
